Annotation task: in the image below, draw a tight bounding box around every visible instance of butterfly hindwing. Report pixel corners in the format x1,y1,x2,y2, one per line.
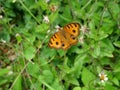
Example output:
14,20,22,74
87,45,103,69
64,31,78,45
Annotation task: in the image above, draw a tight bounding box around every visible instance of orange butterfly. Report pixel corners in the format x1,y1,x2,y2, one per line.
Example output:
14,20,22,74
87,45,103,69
48,23,80,50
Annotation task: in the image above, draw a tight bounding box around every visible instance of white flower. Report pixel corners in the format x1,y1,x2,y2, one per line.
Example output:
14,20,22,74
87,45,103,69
43,15,49,23
0,15,3,19
55,25,63,32
8,71,13,75
47,29,51,33
7,66,11,69
15,33,20,37
99,72,108,83
55,25,61,32
80,25,88,34
45,0,50,3
45,35,48,38
79,36,84,44
50,5,57,12
55,25,60,29
12,0,16,3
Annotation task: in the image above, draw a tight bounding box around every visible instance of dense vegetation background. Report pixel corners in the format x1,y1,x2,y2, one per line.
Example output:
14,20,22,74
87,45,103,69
0,0,120,90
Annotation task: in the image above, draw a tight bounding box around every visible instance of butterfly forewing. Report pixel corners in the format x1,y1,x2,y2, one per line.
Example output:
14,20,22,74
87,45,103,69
48,32,62,49
63,23,80,37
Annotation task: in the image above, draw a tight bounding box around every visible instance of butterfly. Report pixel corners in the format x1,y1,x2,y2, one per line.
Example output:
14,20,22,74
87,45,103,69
48,23,80,50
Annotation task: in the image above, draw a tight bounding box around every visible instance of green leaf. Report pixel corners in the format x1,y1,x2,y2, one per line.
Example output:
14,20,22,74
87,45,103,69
57,50,66,57
0,79,8,86
114,72,120,80
0,68,10,76
40,47,57,59
100,39,114,57
99,58,111,65
98,30,109,40
24,45,36,60
43,70,54,84
16,34,22,44
105,83,117,90
108,1,120,20
38,76,55,90
24,33,36,44
81,87,88,90
0,31,10,42
73,87,81,90
69,78,79,86
13,75,22,90
59,5,72,22
27,63,40,77
35,23,49,33
37,0,48,10
49,11,59,23
93,43,100,58
112,77,119,86
113,41,120,48
51,79,63,90
81,68,96,86
114,59,120,72
72,54,87,78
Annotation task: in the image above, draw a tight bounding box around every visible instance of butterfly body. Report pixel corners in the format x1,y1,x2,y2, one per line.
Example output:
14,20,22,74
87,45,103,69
48,23,80,50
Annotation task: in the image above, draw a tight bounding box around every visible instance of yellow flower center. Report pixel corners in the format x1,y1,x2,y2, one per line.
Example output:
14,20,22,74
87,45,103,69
100,74,105,80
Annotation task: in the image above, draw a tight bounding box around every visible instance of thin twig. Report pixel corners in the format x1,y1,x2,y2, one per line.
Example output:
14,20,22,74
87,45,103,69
19,0,40,24
81,0,92,10
9,61,30,90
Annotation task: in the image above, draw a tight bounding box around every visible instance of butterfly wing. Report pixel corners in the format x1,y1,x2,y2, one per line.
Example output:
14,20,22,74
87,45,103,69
48,31,70,50
63,31,78,45
48,23,80,50
63,23,80,45
63,23,80,37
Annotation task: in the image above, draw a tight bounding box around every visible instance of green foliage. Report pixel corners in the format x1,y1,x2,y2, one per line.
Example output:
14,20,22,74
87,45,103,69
13,75,22,90
0,0,120,90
